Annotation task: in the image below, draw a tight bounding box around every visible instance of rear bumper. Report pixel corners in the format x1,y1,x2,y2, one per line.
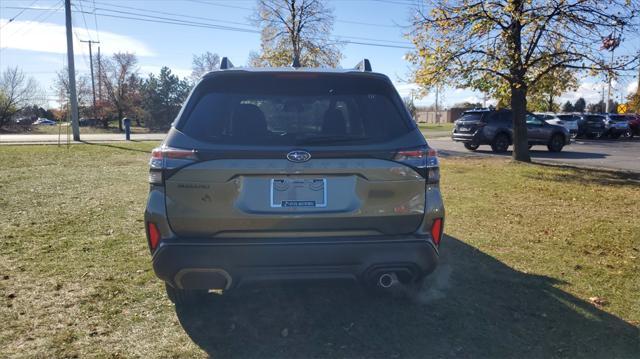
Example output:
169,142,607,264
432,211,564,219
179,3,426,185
451,132,481,143
152,235,439,290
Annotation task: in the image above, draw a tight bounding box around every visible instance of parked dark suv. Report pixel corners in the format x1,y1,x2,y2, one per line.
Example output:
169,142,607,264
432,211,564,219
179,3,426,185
452,109,570,152
145,59,445,304
576,114,606,138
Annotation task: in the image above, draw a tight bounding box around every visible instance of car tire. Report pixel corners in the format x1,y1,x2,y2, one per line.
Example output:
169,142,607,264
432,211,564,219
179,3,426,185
547,134,564,152
165,283,207,305
491,133,509,153
464,143,479,151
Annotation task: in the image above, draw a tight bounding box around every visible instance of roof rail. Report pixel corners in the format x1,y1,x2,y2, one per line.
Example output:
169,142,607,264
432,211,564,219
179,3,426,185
354,59,372,72
220,57,234,70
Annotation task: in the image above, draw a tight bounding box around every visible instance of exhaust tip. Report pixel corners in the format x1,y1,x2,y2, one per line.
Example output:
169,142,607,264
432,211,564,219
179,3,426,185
378,273,398,288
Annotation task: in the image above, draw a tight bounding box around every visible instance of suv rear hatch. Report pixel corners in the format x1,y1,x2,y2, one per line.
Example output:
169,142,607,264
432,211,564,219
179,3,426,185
157,72,434,238
454,111,486,133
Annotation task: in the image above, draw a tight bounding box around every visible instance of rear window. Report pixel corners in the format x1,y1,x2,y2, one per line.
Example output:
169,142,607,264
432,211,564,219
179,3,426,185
459,112,485,122
609,115,628,122
584,115,604,122
557,115,578,121
177,73,412,146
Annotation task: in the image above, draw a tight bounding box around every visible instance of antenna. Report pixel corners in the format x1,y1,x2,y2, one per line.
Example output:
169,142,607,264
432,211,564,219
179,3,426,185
220,57,234,70
354,59,372,72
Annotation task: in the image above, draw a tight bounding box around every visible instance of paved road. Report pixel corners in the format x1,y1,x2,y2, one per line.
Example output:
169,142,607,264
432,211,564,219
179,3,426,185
3,131,638,173
428,137,640,173
0,132,166,144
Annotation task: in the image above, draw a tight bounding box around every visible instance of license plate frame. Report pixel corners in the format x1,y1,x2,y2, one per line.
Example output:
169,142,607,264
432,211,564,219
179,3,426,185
270,178,327,208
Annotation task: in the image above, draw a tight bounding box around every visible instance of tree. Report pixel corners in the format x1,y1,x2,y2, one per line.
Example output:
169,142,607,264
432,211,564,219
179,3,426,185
527,67,578,112
574,98,587,113
100,53,142,130
403,96,417,120
251,0,342,67
191,52,220,82
561,101,574,113
141,67,191,130
53,67,92,120
408,0,640,162
587,100,605,113
0,67,39,129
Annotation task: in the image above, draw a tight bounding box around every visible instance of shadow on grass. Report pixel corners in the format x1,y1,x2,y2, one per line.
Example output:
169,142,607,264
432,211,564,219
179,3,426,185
524,163,640,187
174,236,639,358
78,140,151,153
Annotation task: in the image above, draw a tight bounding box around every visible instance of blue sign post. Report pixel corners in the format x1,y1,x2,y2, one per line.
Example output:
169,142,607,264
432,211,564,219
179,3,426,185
123,117,131,141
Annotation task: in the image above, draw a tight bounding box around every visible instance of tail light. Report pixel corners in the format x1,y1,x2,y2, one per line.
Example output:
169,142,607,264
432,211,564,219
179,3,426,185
147,222,161,251
431,218,443,246
394,145,440,184
149,146,197,185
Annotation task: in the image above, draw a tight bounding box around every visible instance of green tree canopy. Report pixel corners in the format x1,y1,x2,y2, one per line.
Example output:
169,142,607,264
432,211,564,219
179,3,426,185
574,98,586,113
141,67,191,130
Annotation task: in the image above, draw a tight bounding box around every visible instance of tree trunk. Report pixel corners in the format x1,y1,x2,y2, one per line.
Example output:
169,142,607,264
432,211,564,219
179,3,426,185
511,84,531,162
118,109,123,131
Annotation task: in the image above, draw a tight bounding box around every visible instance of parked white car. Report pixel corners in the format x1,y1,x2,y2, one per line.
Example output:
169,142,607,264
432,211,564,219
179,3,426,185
535,113,578,138
33,118,56,126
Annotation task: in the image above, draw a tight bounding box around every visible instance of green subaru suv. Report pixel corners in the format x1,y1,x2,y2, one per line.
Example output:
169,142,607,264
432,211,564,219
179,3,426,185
144,59,445,303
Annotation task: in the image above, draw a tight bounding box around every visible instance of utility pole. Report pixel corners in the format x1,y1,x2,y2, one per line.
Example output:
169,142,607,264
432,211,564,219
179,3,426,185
80,39,99,119
97,46,102,102
64,0,80,140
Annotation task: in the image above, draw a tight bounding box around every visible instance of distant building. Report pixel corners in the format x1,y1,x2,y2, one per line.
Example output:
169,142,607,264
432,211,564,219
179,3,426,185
415,107,467,124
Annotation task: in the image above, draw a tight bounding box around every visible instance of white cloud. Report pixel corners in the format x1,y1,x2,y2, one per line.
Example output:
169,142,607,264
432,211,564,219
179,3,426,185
0,19,154,57
627,81,638,94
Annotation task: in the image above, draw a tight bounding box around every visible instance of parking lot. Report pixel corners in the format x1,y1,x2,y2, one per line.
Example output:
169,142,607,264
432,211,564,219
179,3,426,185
430,137,640,173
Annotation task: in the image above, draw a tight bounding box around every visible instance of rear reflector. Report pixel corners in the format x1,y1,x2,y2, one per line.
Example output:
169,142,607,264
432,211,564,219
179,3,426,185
431,218,443,246
147,222,161,250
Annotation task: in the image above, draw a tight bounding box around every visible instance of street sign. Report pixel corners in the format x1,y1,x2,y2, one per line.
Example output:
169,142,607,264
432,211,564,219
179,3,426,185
617,103,628,114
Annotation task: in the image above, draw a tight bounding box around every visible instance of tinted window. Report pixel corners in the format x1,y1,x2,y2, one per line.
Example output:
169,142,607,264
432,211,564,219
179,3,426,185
557,115,578,122
178,73,412,146
459,112,485,122
584,115,604,123
609,115,628,122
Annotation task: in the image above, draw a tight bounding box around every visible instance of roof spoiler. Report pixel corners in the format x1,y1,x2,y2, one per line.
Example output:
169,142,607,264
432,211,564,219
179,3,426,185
354,59,372,72
220,57,234,70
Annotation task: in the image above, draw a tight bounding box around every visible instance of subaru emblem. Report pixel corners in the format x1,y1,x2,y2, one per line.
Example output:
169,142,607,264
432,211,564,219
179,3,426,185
286,150,311,163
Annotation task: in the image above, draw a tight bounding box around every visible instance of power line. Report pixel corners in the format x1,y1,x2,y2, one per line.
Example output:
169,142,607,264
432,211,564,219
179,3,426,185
0,0,39,30
75,2,411,46
2,4,414,50
92,0,100,42
75,0,92,41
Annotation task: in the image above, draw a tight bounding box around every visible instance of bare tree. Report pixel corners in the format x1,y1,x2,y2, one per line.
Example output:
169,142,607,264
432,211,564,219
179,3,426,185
0,67,39,129
251,0,342,67
53,67,92,120
100,53,142,130
191,52,220,82
408,0,640,162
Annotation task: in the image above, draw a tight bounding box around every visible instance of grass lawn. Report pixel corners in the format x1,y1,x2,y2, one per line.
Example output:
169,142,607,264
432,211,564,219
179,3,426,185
0,143,638,358
418,122,455,132
28,123,152,135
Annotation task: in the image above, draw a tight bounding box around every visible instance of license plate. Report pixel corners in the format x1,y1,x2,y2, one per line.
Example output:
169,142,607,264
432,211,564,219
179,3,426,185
270,178,327,208
459,127,470,132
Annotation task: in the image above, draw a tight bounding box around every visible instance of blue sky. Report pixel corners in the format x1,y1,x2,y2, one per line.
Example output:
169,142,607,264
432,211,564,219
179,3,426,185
1,0,638,109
